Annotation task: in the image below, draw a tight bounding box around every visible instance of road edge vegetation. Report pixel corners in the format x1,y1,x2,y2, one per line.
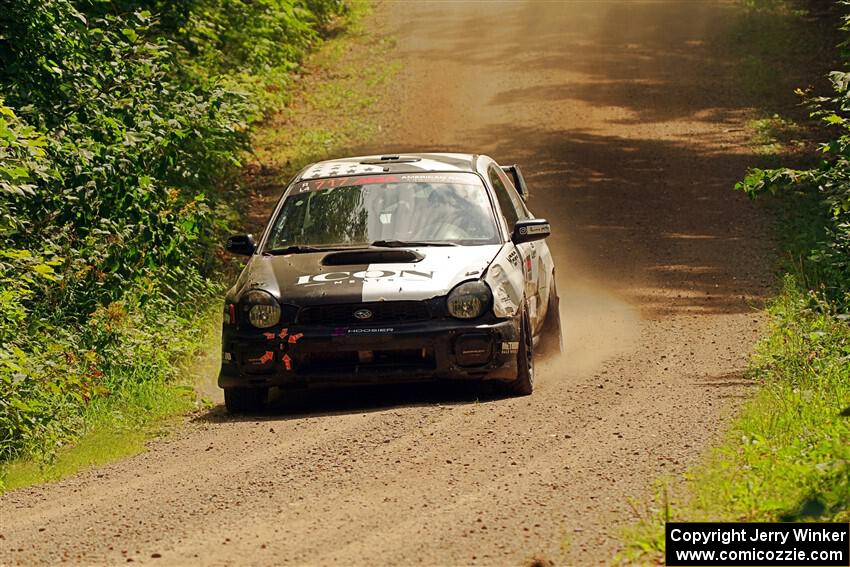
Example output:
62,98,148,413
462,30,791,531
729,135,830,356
620,2,850,562
0,0,388,492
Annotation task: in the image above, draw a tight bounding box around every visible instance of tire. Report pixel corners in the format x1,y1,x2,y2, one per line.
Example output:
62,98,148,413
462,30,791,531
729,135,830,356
538,280,564,356
224,387,267,414
509,309,534,396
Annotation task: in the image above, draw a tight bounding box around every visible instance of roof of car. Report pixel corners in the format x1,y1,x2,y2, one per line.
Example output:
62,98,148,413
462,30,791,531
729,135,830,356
296,153,479,181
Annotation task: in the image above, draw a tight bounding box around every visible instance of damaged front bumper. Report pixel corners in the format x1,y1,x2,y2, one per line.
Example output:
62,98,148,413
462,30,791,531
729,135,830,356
218,316,521,389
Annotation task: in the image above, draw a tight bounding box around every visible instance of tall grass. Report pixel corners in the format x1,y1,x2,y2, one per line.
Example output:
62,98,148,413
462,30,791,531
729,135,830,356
621,278,850,562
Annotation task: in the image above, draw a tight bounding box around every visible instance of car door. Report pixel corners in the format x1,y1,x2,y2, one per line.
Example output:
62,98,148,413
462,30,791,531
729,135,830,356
499,167,555,333
487,164,549,331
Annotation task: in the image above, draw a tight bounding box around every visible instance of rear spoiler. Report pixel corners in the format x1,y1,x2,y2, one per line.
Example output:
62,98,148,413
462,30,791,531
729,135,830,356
501,164,529,201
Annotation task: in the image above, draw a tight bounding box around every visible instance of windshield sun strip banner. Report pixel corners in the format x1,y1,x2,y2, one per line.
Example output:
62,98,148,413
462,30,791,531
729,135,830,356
295,172,484,193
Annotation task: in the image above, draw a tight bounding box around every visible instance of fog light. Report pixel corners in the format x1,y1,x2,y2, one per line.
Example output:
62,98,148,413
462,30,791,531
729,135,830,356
454,333,494,367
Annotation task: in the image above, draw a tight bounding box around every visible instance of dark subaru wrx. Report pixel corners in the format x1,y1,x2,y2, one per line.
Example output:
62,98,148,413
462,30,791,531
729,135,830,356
219,153,562,413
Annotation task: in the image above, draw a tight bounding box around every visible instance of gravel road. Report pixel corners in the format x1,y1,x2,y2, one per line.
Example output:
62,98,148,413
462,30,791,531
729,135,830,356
1,1,778,565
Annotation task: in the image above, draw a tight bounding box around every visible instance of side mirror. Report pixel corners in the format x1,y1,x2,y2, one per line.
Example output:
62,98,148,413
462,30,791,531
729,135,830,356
512,219,550,244
226,234,255,256
501,164,529,201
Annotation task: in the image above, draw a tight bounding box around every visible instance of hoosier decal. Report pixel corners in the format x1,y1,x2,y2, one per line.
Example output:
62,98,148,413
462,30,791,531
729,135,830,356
346,327,394,334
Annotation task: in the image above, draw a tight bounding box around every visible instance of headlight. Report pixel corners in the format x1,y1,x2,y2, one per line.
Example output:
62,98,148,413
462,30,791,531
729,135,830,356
447,281,492,319
241,289,281,328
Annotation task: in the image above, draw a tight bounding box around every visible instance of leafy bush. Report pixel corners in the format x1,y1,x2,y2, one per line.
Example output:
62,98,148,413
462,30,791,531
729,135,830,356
621,5,850,561
737,7,850,310
0,0,344,464
726,0,850,526
74,0,347,113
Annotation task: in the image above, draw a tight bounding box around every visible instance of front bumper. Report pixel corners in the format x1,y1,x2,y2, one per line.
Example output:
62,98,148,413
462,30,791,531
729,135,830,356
218,316,521,389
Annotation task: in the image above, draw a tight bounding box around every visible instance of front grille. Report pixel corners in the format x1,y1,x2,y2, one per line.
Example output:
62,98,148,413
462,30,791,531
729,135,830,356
297,301,431,325
298,348,436,375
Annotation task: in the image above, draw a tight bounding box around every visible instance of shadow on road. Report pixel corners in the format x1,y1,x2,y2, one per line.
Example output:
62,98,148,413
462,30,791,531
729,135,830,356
194,379,512,424
697,370,758,400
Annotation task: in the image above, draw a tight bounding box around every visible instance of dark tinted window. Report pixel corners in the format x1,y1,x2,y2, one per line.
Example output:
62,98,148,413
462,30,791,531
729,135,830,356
489,166,519,230
498,168,530,219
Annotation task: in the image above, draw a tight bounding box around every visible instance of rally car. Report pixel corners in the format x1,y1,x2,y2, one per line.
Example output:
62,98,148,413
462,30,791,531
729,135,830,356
219,153,562,413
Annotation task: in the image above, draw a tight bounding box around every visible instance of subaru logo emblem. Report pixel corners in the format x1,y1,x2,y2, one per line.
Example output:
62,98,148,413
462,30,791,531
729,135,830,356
353,309,373,320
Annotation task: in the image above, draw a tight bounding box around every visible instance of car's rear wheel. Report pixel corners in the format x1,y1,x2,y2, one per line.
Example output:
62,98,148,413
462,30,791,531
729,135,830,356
539,279,564,356
224,387,267,414
509,309,534,396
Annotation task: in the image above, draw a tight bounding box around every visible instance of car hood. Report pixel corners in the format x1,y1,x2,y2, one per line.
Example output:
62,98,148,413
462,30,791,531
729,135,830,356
230,244,504,306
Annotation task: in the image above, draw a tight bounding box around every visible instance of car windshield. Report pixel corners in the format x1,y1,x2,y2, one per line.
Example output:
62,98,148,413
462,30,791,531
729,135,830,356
264,172,500,250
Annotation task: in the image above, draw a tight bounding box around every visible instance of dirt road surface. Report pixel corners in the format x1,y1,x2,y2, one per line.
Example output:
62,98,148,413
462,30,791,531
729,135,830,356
2,2,777,565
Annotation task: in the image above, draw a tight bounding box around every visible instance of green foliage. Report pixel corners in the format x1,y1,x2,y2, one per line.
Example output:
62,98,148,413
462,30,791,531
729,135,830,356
746,114,803,155
621,279,850,563
0,0,345,465
71,0,347,113
737,6,850,310
728,1,850,528
722,280,850,523
622,5,850,563
0,302,218,491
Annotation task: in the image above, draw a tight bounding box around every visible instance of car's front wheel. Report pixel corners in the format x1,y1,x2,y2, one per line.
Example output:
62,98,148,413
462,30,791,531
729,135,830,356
224,387,268,414
508,309,534,396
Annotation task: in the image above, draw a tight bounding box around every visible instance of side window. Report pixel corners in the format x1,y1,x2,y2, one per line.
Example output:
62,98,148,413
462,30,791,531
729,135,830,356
488,166,519,231
496,168,530,220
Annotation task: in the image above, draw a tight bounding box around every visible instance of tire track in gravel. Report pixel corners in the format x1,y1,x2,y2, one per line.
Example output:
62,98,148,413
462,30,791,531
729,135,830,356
1,1,781,565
